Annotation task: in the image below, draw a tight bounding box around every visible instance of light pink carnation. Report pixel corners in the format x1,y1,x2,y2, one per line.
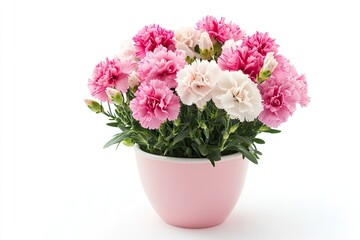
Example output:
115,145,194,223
196,16,245,43
176,60,222,108
258,55,309,127
133,24,175,58
138,46,186,88
242,32,279,56
88,58,136,102
218,46,264,81
130,80,180,129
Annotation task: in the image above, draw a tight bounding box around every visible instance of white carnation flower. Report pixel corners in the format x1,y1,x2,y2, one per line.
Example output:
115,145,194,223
175,60,221,108
175,41,196,58
212,70,263,121
174,26,201,59
174,26,201,48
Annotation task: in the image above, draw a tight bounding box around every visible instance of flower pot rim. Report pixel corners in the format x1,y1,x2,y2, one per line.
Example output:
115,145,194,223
134,144,244,164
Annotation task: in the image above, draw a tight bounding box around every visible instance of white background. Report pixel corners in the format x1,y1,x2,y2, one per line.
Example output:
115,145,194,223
1,0,359,239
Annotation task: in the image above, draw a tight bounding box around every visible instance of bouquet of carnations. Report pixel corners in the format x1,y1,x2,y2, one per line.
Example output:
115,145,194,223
85,16,309,166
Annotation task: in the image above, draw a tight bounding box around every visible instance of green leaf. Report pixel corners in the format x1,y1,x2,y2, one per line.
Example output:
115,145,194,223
153,138,165,149
220,117,227,126
253,149,262,155
203,128,209,139
159,124,167,137
172,129,190,145
194,138,201,145
266,128,281,133
260,126,281,133
191,143,201,156
238,145,258,164
198,145,209,156
131,132,150,146
103,131,132,148
106,122,119,127
185,147,192,157
229,144,258,164
118,125,128,131
233,135,252,145
253,138,265,144
207,150,221,167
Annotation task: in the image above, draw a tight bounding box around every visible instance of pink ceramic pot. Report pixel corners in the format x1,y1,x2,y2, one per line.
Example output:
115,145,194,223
135,145,249,228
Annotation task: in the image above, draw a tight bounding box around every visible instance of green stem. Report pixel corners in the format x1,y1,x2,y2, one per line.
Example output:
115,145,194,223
220,114,230,151
107,101,113,116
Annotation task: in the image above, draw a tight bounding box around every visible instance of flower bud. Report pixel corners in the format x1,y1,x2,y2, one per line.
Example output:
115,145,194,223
199,32,214,60
84,99,103,113
257,52,278,84
229,123,239,133
106,88,123,105
199,31,213,50
223,132,229,140
258,70,271,83
262,52,278,73
128,71,141,89
173,118,181,127
122,138,134,147
200,122,207,129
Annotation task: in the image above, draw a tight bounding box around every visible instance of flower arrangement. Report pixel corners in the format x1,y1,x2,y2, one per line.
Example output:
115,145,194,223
85,16,309,166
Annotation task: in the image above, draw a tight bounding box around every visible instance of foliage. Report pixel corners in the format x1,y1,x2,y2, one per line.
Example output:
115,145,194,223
100,92,279,166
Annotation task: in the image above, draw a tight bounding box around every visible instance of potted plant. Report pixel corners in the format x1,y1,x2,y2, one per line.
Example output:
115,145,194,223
84,15,309,228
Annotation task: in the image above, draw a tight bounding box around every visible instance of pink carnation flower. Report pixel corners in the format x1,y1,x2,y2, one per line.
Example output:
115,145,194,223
274,55,310,107
138,46,186,89
130,80,180,129
196,16,219,39
219,20,246,43
258,55,310,127
133,24,176,58
196,16,245,43
218,46,264,81
242,32,279,56
88,58,136,102
258,79,299,128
